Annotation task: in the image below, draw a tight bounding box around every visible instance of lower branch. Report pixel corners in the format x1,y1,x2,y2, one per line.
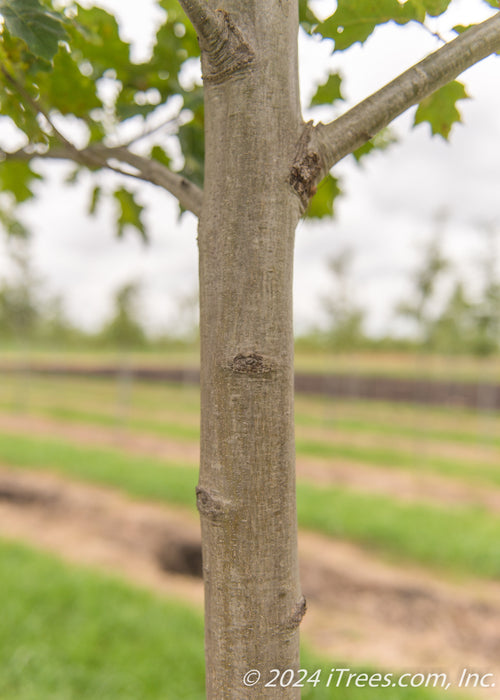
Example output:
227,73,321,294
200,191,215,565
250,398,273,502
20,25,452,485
90,145,203,216
0,144,203,217
177,0,226,51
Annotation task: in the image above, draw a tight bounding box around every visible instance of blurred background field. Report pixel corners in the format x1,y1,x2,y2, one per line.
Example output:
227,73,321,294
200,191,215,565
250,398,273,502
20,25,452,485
0,345,500,699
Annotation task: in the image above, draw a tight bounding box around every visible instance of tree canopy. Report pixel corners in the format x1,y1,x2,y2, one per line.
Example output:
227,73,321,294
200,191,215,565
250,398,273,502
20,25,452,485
0,0,498,240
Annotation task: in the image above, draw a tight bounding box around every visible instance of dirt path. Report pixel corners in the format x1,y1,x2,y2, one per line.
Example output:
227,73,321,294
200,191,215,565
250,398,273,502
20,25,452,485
0,466,499,697
1,411,500,513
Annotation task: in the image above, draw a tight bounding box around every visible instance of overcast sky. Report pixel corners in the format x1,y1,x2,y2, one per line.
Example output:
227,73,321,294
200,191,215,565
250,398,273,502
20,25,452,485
0,0,498,337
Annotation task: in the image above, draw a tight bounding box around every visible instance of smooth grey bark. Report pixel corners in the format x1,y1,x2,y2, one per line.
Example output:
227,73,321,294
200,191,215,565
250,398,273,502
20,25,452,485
192,1,304,696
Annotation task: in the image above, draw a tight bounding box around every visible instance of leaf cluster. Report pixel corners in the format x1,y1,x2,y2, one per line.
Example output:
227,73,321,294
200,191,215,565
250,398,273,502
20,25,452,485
0,0,497,232
0,0,203,239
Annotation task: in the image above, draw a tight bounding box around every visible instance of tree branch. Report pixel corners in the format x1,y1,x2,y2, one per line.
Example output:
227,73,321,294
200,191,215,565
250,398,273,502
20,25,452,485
117,115,182,149
177,0,254,82
0,144,204,217
292,12,500,205
93,145,204,216
177,0,226,51
0,62,203,215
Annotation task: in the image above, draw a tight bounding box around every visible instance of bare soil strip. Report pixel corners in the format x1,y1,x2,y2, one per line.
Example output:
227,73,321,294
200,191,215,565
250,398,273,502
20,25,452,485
0,467,204,607
1,412,500,513
0,466,500,697
297,422,500,466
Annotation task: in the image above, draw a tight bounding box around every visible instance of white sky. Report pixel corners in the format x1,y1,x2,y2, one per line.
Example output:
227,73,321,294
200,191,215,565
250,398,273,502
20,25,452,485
0,0,499,337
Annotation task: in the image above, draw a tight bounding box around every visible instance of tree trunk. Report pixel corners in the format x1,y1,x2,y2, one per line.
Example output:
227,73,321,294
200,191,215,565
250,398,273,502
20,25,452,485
196,0,304,696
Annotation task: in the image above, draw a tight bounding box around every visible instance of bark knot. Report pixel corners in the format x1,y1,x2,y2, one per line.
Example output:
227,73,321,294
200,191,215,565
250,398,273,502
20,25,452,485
196,486,230,522
290,122,322,211
201,10,255,84
230,353,271,375
287,595,307,629
290,152,320,201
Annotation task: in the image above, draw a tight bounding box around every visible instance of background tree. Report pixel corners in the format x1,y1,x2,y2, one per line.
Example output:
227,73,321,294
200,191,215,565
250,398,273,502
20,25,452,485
0,236,40,343
1,1,500,698
321,247,366,350
473,224,500,355
99,281,147,349
429,279,477,353
396,227,449,348
166,285,200,344
38,293,80,346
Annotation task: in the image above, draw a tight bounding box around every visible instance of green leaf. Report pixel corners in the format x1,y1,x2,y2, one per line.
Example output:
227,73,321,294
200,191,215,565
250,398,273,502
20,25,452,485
70,6,131,81
65,167,81,185
310,73,343,107
113,188,147,242
414,81,469,138
141,0,201,113
318,0,423,51
0,160,41,202
0,0,67,62
409,0,452,16
421,0,451,14
89,185,101,216
352,128,397,161
482,0,499,8
150,145,171,168
34,46,102,117
299,0,319,34
306,174,342,219
0,203,28,237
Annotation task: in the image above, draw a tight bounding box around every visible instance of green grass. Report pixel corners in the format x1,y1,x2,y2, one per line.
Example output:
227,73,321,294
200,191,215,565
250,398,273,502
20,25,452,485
0,538,205,700
0,373,201,418
295,437,500,487
297,482,500,577
5,398,500,488
295,409,500,450
40,404,200,442
0,432,198,508
0,347,201,369
0,538,463,700
2,432,500,578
